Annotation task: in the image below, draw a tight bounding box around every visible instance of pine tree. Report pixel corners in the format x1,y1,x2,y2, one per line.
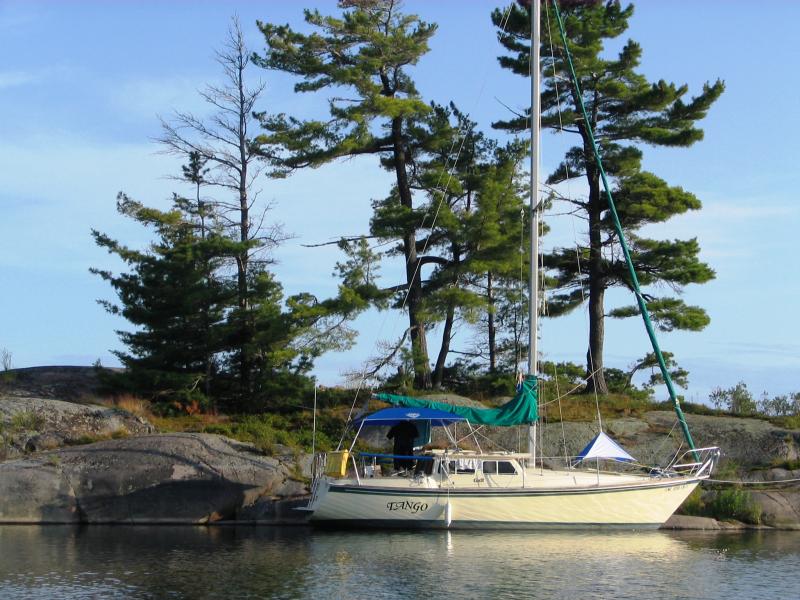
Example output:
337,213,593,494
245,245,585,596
91,194,231,408
493,1,722,393
254,0,438,389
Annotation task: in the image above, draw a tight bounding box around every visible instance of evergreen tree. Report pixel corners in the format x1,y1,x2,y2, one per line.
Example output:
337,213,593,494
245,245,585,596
254,0,438,388
91,194,232,409
92,190,368,412
493,1,722,393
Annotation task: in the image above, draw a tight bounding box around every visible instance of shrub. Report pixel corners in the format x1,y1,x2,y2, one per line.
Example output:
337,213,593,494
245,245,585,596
11,411,44,432
709,382,758,416
678,486,705,516
706,488,762,525
679,484,761,525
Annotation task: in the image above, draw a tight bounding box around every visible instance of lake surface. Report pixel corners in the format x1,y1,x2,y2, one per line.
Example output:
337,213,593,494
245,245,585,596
0,526,797,599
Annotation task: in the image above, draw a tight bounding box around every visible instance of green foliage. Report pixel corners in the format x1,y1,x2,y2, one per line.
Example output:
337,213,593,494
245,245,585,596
759,391,800,418
771,415,800,430
93,181,365,413
679,486,705,516
202,413,336,455
254,1,437,169
663,400,717,417
255,1,445,388
710,382,758,416
92,192,233,410
705,488,762,525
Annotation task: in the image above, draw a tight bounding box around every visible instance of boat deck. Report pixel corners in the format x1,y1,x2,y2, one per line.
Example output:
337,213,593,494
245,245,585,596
331,467,667,492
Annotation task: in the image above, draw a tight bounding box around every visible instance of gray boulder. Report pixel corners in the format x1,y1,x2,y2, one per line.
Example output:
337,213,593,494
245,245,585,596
661,515,745,530
0,433,309,524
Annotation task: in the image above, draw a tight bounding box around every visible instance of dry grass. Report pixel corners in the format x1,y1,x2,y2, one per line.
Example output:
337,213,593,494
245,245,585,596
114,394,154,418
94,393,234,434
68,427,131,446
96,393,155,419
149,413,230,433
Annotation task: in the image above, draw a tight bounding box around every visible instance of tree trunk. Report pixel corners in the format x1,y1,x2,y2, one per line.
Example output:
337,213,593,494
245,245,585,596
432,304,454,389
584,163,608,394
569,81,608,395
237,61,251,398
197,184,213,408
390,116,431,389
487,271,497,373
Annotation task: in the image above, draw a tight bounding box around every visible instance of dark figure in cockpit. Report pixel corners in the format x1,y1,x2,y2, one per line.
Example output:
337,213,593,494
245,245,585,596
387,420,418,471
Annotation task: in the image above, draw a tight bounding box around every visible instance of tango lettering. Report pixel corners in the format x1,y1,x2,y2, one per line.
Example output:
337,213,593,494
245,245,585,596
386,500,428,514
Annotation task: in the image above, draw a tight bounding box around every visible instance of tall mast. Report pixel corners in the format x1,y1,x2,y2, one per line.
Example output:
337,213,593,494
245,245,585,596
527,0,541,461
529,0,540,377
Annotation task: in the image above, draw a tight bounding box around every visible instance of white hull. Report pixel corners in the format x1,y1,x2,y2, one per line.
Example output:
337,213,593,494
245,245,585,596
308,472,702,529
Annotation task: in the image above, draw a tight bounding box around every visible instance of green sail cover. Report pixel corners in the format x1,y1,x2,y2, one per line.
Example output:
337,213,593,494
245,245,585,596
373,375,538,426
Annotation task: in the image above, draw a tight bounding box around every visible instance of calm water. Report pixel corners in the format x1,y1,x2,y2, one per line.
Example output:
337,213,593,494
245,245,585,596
0,526,798,599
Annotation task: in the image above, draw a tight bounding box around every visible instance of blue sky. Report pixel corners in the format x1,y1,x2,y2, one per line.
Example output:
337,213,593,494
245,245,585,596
0,1,798,403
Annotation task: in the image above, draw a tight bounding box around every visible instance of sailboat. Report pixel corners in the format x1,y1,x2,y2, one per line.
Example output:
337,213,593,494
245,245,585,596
303,0,719,529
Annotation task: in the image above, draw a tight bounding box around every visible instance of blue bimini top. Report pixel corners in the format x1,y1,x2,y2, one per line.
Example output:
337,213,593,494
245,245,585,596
355,407,467,427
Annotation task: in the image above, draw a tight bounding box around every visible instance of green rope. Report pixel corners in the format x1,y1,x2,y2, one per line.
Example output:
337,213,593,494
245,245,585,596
549,0,698,459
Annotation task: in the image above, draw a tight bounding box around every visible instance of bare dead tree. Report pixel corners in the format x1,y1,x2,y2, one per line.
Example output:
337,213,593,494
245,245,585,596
0,347,12,372
159,17,288,395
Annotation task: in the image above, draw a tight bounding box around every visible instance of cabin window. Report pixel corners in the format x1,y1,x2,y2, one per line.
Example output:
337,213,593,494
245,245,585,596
447,460,477,474
483,460,516,475
497,461,517,474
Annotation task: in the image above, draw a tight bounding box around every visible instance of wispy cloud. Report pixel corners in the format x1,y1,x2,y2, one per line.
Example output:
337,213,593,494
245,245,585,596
0,2,40,34
0,70,41,89
700,202,797,221
0,64,77,90
108,76,217,119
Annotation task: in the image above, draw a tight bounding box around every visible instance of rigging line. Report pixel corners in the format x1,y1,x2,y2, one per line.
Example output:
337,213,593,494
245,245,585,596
569,213,603,431
550,0,698,459
402,130,470,311
375,2,519,379
650,418,680,465
413,135,462,242
336,310,403,451
536,364,602,407
666,439,685,471
704,477,800,486
343,3,518,423
402,0,516,311
547,0,602,427
543,0,564,132
516,206,525,372
453,423,511,453
552,362,570,467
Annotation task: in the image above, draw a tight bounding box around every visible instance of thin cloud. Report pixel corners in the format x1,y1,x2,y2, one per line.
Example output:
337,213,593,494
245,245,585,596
0,70,41,89
701,202,796,221
108,76,213,118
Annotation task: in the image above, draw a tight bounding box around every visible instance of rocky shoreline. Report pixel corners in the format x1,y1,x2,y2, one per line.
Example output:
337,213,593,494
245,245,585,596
1,367,799,530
